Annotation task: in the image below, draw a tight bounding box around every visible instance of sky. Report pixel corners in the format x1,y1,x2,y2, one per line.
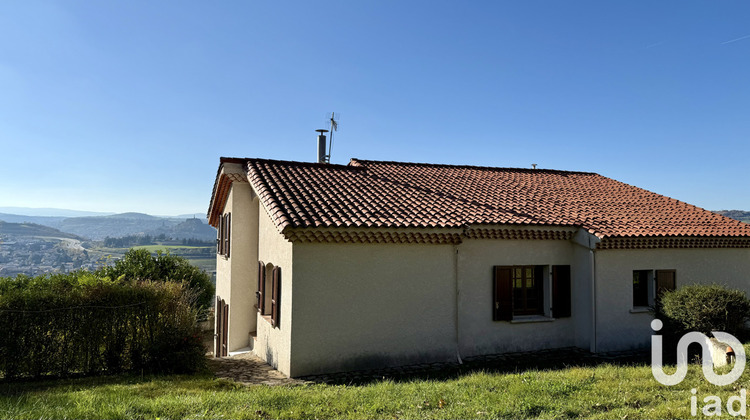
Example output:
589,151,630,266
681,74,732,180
0,1,749,216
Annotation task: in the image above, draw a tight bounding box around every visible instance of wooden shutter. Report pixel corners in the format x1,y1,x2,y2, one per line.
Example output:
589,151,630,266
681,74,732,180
258,262,266,314
656,270,676,296
493,266,513,321
225,213,231,257
215,296,221,357
217,216,223,254
552,265,572,318
271,266,281,328
221,301,229,357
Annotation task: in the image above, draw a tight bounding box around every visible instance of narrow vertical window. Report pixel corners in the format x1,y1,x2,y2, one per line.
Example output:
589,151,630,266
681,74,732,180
633,270,650,307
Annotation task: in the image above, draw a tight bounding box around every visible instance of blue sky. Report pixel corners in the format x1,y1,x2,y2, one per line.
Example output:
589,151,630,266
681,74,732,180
0,1,749,216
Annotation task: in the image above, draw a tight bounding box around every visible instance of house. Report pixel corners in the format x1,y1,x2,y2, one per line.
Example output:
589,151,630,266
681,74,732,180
207,157,750,377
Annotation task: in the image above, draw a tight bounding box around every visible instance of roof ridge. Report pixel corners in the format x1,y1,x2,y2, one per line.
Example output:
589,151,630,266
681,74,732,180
350,158,598,175
230,157,360,171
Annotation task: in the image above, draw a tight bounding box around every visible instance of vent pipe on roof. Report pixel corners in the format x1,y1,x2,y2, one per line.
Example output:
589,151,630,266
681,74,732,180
316,129,329,163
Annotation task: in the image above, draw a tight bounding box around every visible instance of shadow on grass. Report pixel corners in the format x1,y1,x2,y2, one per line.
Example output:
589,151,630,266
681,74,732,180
300,347,652,386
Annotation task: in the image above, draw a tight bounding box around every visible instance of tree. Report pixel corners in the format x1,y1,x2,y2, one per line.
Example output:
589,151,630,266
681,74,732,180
102,249,214,312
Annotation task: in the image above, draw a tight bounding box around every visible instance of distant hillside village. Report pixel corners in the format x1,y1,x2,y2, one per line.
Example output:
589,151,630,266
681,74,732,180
0,212,217,279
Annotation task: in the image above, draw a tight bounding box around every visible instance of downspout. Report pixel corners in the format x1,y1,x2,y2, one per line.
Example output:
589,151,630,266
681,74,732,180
573,229,599,354
454,243,463,364
590,244,597,353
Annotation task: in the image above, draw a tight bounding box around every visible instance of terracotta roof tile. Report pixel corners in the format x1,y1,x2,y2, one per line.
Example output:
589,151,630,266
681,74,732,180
217,157,750,239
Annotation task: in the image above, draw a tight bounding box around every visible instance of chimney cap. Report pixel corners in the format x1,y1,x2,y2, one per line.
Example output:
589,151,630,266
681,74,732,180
316,129,329,134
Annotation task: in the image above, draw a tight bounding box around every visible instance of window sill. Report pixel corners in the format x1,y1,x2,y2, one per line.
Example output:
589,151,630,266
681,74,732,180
510,315,555,324
260,315,273,325
630,307,651,314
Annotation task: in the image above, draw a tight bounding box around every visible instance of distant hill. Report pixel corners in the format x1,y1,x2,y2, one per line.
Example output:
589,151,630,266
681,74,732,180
150,218,217,241
716,210,750,224
0,221,82,240
0,207,113,217
0,210,213,241
57,214,185,240
102,212,162,220
0,213,66,226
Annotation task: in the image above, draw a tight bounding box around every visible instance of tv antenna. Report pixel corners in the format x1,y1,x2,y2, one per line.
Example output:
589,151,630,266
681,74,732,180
326,112,339,163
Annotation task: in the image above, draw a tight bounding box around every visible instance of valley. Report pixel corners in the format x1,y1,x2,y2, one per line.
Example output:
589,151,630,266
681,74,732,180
0,210,217,281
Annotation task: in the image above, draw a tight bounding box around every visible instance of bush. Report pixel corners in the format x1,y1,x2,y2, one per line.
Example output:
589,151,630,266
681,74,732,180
102,249,214,313
0,271,206,380
654,283,750,338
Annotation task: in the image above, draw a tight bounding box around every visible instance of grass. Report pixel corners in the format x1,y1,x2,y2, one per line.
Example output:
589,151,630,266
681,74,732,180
1,354,750,419
131,245,212,251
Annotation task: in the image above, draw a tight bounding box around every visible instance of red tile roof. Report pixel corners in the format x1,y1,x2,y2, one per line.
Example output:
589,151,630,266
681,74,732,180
217,157,750,239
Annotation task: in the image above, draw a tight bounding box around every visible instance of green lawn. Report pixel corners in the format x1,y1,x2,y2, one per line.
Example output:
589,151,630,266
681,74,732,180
1,354,748,419
131,245,212,251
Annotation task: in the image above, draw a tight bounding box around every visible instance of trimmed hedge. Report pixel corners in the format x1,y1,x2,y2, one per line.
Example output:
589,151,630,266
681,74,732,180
102,249,215,312
0,271,205,380
654,283,750,338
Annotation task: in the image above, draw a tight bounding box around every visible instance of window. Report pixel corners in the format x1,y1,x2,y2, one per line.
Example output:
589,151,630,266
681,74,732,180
216,213,231,257
257,262,281,329
493,265,571,321
632,269,675,308
512,266,543,315
633,270,650,307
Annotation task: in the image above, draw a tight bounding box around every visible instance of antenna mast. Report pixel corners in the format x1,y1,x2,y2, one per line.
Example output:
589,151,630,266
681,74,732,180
327,112,338,163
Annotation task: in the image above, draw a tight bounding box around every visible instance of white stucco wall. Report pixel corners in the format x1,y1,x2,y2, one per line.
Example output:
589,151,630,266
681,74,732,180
594,247,750,352
253,204,294,375
214,174,260,353
457,236,579,357
290,241,457,377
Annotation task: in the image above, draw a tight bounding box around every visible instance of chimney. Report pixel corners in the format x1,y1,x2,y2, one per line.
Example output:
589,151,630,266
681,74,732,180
316,129,329,163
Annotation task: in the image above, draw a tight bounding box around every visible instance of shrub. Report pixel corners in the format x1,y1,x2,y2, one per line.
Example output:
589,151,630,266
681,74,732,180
102,249,214,312
654,283,750,338
0,271,206,380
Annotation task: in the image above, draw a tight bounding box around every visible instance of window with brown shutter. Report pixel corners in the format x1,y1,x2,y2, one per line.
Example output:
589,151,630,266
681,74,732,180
257,261,265,313
271,266,281,328
216,213,232,257
493,266,513,321
552,265,571,318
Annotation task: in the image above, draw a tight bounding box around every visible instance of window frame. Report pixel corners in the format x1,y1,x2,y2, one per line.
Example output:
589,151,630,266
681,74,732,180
631,269,675,309
493,264,571,321
216,212,231,258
